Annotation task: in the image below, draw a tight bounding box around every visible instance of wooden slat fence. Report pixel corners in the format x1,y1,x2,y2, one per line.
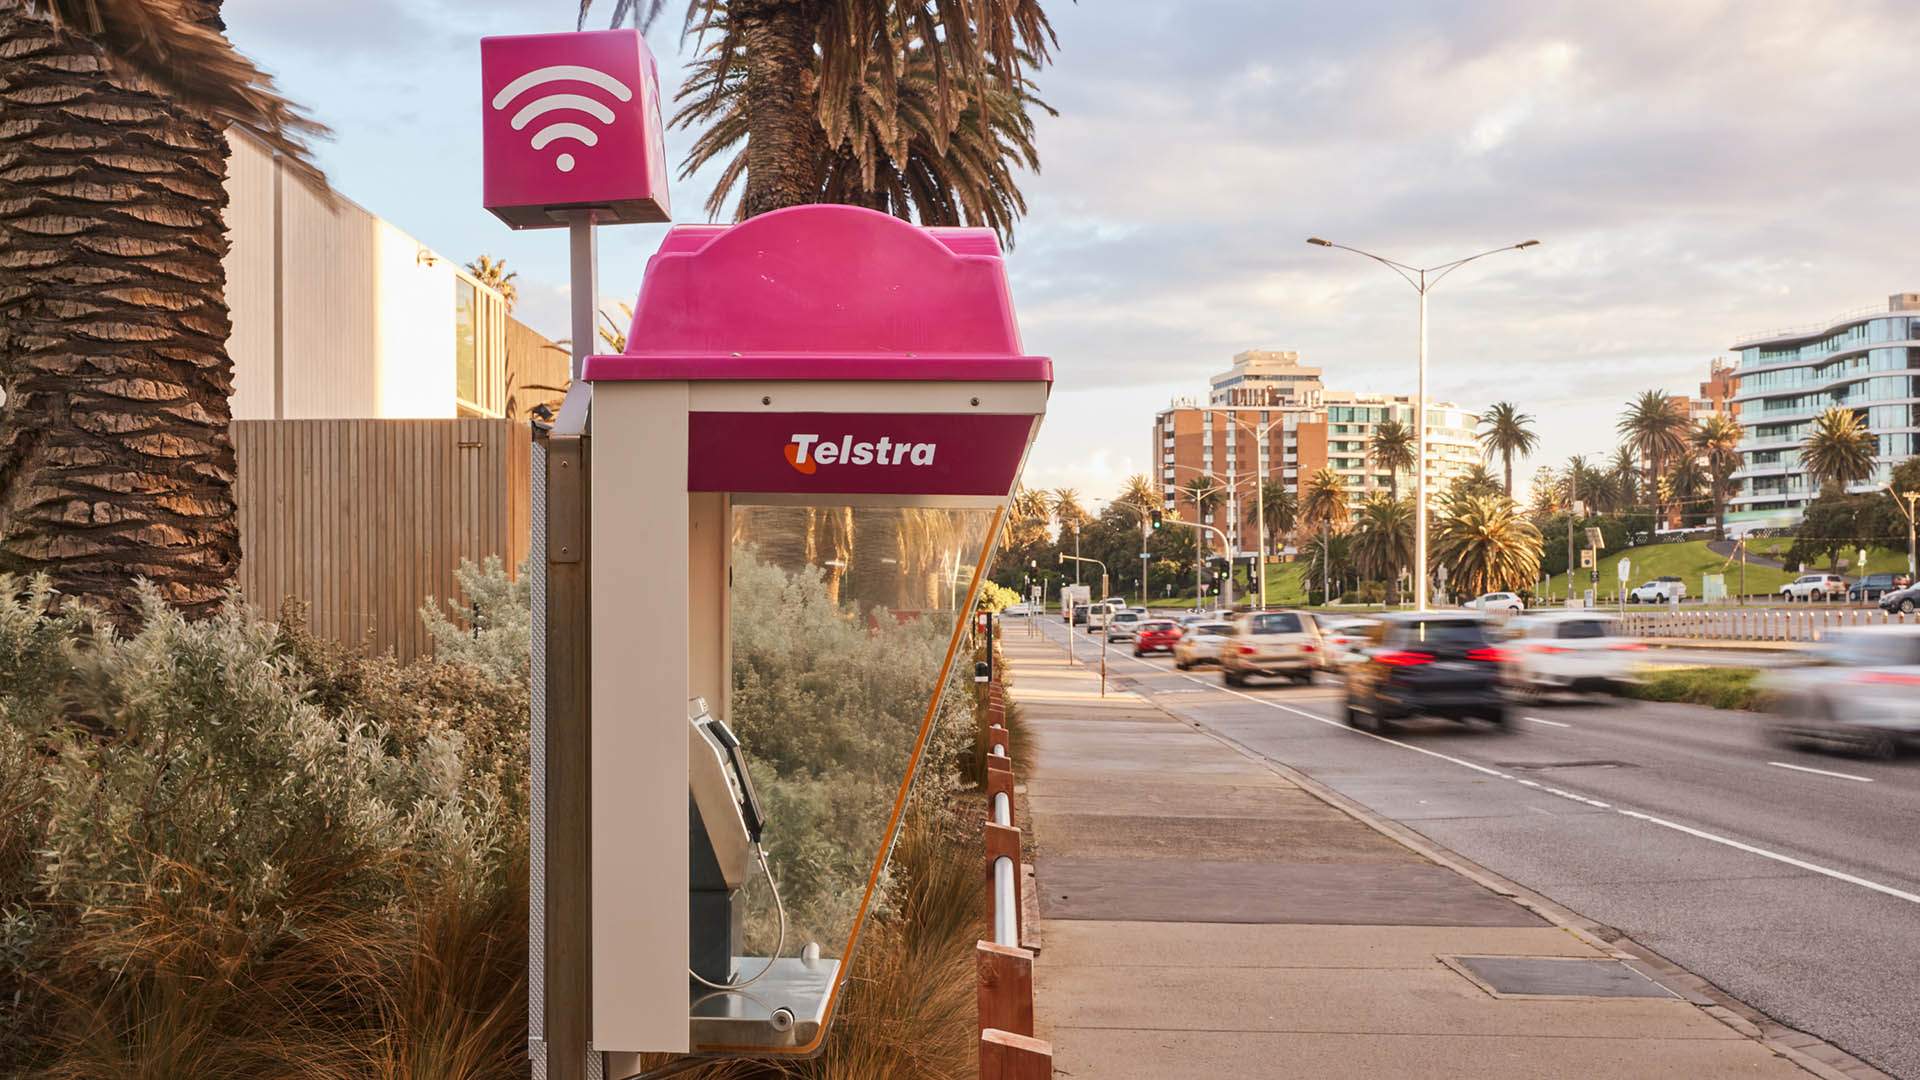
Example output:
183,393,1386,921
232,418,531,661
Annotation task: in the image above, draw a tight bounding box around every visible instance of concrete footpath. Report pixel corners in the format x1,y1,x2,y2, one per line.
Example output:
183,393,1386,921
999,630,1829,1080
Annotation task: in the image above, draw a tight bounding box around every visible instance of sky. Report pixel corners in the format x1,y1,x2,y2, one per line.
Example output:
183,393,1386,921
222,0,1920,505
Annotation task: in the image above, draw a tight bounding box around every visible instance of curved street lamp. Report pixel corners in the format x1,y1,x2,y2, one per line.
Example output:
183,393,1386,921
1305,237,1539,610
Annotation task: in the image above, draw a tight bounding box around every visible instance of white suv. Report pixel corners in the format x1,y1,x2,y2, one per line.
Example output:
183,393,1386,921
1780,573,1848,602
1626,577,1686,604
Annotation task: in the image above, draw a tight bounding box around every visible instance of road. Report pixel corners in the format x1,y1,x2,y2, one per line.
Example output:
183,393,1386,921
1033,617,1920,1079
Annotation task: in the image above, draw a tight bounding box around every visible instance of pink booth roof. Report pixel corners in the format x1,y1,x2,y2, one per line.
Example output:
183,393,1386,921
582,204,1052,383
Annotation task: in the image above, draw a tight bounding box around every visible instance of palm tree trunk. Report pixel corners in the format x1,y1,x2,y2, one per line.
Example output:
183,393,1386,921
1503,450,1514,499
0,10,240,623
734,0,822,217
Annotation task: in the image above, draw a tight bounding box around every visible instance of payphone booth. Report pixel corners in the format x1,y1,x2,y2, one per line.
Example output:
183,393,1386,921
565,203,1050,1066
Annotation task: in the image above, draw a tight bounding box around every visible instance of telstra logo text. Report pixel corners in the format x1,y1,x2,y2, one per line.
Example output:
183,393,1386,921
784,433,937,475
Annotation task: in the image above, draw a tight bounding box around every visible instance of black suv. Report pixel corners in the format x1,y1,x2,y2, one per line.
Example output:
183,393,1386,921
1343,613,1511,732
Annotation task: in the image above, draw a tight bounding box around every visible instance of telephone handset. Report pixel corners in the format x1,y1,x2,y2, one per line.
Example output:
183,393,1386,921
703,713,766,842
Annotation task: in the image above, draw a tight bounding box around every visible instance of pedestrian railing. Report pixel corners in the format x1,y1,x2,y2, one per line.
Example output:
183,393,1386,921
976,674,1053,1079
1621,605,1912,644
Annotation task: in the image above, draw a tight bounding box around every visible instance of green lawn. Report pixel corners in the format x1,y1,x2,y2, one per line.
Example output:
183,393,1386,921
1539,540,1799,602
1742,537,1907,575
1147,561,1310,609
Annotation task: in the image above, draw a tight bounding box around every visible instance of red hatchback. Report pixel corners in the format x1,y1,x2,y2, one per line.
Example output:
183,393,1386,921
1134,620,1182,656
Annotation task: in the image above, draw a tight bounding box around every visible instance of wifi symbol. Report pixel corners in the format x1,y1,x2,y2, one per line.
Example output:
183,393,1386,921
490,64,634,174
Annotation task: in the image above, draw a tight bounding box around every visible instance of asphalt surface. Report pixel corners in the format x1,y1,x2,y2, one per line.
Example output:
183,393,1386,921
1033,618,1920,1079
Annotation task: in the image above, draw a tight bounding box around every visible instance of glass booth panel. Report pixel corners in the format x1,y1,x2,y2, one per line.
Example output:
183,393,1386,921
689,502,1000,1052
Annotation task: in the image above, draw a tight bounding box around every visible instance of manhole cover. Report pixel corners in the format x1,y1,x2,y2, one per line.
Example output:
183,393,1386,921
1444,956,1676,999
1496,760,1635,771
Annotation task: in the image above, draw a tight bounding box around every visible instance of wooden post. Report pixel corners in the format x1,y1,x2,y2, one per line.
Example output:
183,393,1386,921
976,942,1036,1036
986,767,1017,828
981,1030,1054,1080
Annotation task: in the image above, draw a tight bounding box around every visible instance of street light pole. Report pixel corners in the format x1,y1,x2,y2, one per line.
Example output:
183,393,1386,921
1226,412,1289,610
1307,236,1539,610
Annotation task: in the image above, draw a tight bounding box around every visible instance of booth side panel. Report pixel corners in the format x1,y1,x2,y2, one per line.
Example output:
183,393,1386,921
590,384,692,1052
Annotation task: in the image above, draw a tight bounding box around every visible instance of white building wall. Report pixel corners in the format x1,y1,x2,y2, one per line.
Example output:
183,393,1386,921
223,133,278,418
219,129,488,421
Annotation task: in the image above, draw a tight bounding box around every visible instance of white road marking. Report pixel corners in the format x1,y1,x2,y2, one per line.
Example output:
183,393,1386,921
1524,715,1572,728
1615,810,1920,904
1768,761,1874,783
1036,621,1917,908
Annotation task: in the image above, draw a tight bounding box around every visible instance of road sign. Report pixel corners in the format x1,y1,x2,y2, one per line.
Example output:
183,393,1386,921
1580,548,1595,569
1618,557,1631,583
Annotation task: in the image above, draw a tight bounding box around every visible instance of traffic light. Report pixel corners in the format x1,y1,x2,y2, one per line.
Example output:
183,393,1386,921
1149,509,1163,530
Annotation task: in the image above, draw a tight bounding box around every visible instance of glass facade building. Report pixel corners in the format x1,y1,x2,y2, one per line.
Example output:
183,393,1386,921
1727,294,1920,529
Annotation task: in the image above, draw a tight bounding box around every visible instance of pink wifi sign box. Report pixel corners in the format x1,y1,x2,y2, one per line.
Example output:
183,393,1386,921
480,29,670,228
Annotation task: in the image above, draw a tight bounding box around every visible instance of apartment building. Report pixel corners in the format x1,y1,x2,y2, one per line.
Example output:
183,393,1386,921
1725,293,1920,531
1150,352,1480,555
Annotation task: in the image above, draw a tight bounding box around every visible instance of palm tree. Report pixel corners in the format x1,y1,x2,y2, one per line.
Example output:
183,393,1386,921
1300,467,1350,603
1434,493,1544,597
672,7,1052,241
1801,407,1877,496
1618,390,1691,523
599,0,1057,222
1559,454,1603,511
1475,402,1539,498
0,2,322,622
1367,419,1417,502
1665,454,1708,525
1694,415,1742,538
1115,473,1159,517
466,255,518,311
1447,463,1504,503
1350,495,1413,604
1049,487,1087,533
1607,445,1641,510
1260,480,1297,553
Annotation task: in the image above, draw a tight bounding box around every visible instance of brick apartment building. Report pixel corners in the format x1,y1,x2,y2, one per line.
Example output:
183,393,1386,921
1149,351,1478,557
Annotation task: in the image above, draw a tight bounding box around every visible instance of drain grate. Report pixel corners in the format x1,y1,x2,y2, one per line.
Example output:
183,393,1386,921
1444,956,1677,1000
1496,759,1635,771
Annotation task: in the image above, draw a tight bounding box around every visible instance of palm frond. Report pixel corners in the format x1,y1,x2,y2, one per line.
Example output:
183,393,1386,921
28,0,328,179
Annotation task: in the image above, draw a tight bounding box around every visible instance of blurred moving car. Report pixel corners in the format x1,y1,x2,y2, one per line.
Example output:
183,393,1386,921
1221,610,1323,687
1848,573,1912,603
1085,601,1116,633
1317,616,1380,670
1343,613,1510,731
1464,591,1525,614
1627,577,1687,603
1173,621,1234,668
1881,584,1920,614
1134,620,1181,656
1780,573,1848,602
1759,626,1920,758
1105,609,1145,642
1001,602,1035,618
1504,612,1643,698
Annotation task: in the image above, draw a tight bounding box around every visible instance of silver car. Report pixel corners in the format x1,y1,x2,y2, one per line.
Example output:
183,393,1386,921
1759,626,1920,758
1173,621,1234,669
1221,610,1323,687
1105,609,1145,642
